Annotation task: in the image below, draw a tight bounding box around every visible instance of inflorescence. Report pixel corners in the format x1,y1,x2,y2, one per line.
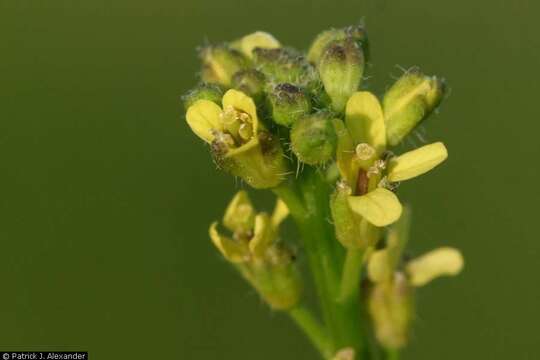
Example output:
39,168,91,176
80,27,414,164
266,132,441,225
182,25,463,360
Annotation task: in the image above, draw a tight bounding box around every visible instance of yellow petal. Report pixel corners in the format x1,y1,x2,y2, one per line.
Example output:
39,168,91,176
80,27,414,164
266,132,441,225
223,191,255,233
185,100,223,143
332,119,356,185
367,206,411,282
271,198,289,228
406,247,464,287
237,31,281,59
249,213,275,257
367,249,392,283
345,91,386,154
387,142,448,182
209,222,249,263
222,89,259,132
347,188,402,227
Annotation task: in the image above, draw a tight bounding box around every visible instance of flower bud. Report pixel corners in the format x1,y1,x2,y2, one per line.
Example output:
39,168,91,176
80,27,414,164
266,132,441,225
308,25,369,64
369,273,414,349
319,38,365,113
231,69,266,102
290,112,337,165
232,31,281,59
383,69,446,146
345,25,370,62
267,83,311,127
200,45,248,87
307,28,345,64
182,83,223,110
253,47,317,88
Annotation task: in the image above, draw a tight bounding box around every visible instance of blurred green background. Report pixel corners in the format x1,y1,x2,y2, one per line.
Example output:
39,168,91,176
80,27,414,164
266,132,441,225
1,0,539,358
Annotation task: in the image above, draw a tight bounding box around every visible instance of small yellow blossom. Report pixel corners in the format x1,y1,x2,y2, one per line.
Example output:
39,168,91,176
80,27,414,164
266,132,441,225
333,90,448,232
209,191,300,310
367,210,463,349
186,89,287,188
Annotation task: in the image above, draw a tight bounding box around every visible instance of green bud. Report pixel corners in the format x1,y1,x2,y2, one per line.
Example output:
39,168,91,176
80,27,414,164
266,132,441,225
319,38,364,113
199,45,248,87
252,47,317,87
383,69,446,146
369,273,415,349
330,182,380,249
267,83,311,127
231,69,266,102
345,25,369,62
182,83,223,110
290,112,337,165
308,24,369,64
307,28,345,64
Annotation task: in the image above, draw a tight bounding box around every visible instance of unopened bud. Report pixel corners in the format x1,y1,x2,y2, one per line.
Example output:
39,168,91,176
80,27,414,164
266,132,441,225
307,28,345,64
345,25,369,62
290,112,337,165
319,38,364,112
232,31,281,59
200,45,248,86
182,83,223,110
383,69,446,146
267,83,312,127
253,47,317,87
231,69,266,102
308,25,369,64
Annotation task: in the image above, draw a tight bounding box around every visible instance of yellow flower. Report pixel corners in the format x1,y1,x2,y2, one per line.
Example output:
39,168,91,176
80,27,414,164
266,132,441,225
366,210,464,349
209,191,301,310
186,89,287,188
334,91,448,228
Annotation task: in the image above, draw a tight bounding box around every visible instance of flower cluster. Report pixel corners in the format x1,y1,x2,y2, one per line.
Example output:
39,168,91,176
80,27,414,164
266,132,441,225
183,25,463,359
209,191,301,310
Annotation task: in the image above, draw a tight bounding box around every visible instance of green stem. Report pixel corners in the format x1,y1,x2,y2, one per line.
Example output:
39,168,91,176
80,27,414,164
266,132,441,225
274,174,341,354
289,306,333,359
338,249,364,304
274,169,367,358
386,349,400,360
273,181,306,217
